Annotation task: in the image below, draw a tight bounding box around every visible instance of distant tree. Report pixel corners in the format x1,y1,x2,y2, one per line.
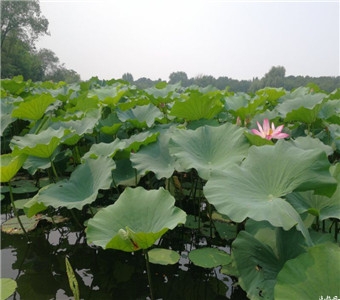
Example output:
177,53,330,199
45,65,80,83
134,77,154,89
36,48,60,76
193,74,215,87
262,66,286,87
122,72,134,84
168,71,188,86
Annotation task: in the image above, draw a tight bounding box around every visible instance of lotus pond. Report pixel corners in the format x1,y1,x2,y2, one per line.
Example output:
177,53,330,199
1,76,340,300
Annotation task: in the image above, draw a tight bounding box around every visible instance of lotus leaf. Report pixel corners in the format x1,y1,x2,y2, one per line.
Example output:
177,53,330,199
204,140,336,241
169,123,249,180
117,103,163,128
86,187,186,251
148,248,181,265
11,93,56,120
0,153,27,183
274,243,340,300
29,156,115,210
11,127,68,158
188,248,231,268
169,91,223,120
131,130,176,179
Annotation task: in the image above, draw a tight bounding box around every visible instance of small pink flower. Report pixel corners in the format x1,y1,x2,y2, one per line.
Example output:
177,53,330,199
251,119,289,140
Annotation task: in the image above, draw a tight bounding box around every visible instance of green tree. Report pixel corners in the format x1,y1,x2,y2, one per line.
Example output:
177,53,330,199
262,66,286,87
122,72,134,84
1,0,49,49
168,71,188,86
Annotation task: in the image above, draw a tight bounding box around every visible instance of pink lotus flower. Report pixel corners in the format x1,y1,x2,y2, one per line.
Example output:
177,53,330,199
251,119,289,140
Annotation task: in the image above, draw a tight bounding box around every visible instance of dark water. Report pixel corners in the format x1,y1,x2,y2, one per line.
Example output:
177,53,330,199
1,210,248,300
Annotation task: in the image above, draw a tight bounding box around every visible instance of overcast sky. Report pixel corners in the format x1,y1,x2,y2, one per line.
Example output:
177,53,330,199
37,0,340,81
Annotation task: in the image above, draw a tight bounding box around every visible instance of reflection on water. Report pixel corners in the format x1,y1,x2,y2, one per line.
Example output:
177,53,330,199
1,213,248,300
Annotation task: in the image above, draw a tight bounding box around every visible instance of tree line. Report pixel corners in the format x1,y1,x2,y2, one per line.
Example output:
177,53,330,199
123,67,339,93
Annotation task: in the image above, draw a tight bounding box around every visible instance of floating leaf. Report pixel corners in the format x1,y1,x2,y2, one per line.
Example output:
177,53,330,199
169,123,249,180
189,248,231,269
0,278,17,300
274,243,340,300
29,156,115,210
148,248,181,265
86,187,186,252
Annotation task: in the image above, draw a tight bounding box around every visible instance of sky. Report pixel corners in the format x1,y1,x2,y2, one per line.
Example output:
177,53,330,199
37,0,340,81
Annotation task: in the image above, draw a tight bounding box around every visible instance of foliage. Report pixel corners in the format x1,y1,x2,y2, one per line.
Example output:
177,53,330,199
1,77,339,299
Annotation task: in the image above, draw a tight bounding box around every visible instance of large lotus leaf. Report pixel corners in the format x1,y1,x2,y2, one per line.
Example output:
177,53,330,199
255,87,286,106
67,94,99,113
86,187,187,252
11,93,56,120
169,91,223,121
204,140,336,236
99,113,122,135
131,130,176,179
117,103,163,128
0,153,27,183
286,187,340,221
274,243,340,300
169,123,249,180
276,92,326,123
29,156,115,210
231,225,311,300
10,127,68,158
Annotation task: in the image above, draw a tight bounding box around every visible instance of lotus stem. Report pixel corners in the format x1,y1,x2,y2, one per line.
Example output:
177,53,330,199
143,249,154,300
8,181,30,241
50,159,59,182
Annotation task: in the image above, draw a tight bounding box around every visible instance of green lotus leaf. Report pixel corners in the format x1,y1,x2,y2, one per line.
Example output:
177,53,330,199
131,130,176,179
274,243,340,300
286,187,340,221
169,123,249,180
86,187,187,251
30,156,115,210
50,108,102,145
1,98,17,136
117,103,163,128
148,248,181,265
204,140,336,240
1,75,27,95
67,94,99,113
11,93,56,120
111,158,141,187
291,136,334,156
0,153,27,183
224,93,266,119
276,92,326,123
0,278,17,300
83,131,158,159
88,84,126,106
318,99,340,123
231,225,309,300
328,124,340,151
188,248,231,269
169,91,223,121
255,87,286,106
99,113,122,135
10,127,68,158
